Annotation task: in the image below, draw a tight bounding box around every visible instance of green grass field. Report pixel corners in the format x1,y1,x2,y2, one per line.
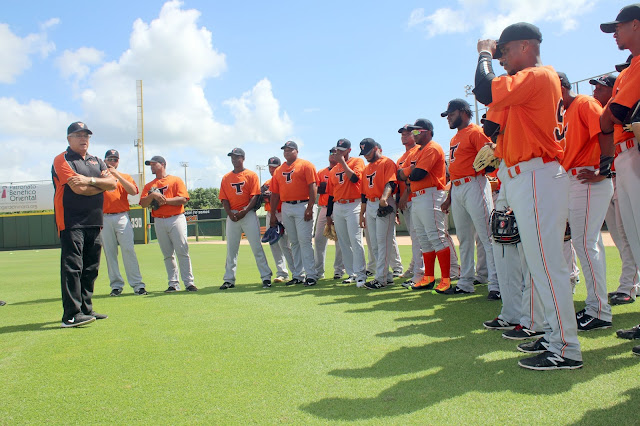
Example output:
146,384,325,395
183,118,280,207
1,244,639,424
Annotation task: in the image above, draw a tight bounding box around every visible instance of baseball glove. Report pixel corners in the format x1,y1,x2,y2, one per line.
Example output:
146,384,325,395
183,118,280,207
622,100,640,141
377,204,394,217
491,209,520,245
148,187,161,210
564,222,571,242
253,193,264,211
473,145,501,172
261,222,285,245
323,223,337,241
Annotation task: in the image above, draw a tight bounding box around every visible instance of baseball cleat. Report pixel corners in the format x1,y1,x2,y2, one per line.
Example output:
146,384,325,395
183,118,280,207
633,345,640,356
135,288,148,295
487,290,501,300
186,285,198,292
61,314,96,328
333,273,343,280
434,278,452,293
0,300,5,306
502,325,544,340
483,318,518,330
518,351,583,370
438,286,472,295
87,311,108,320
164,287,179,293
341,277,356,284
109,288,122,297
392,271,402,278
304,278,317,287
616,324,640,340
356,279,366,288
411,279,435,291
575,308,586,320
401,270,414,278
517,337,549,354
364,280,384,289
402,280,414,288
219,282,235,290
366,271,374,277
273,277,287,283
609,293,635,305
285,278,303,286
577,314,612,331
262,280,272,288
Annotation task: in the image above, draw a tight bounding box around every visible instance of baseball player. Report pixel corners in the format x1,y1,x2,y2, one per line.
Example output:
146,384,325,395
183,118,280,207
475,22,582,369
314,148,345,279
326,139,367,287
269,141,318,286
599,5,640,355
557,71,614,330
358,139,398,289
262,156,295,283
101,149,147,296
440,98,498,296
397,119,452,293
53,122,116,327
219,148,272,289
140,156,197,293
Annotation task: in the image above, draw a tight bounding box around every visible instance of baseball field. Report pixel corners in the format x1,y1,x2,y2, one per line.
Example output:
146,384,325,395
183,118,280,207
1,243,638,424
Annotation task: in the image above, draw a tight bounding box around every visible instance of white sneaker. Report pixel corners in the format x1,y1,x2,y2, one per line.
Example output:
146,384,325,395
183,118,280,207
356,279,366,288
273,277,287,283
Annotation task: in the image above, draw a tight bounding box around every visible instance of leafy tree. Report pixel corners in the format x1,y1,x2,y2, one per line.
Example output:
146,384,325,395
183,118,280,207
186,187,222,210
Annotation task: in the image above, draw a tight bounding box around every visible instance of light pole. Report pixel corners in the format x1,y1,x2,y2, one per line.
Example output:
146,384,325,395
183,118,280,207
179,162,189,188
256,165,267,186
464,85,480,125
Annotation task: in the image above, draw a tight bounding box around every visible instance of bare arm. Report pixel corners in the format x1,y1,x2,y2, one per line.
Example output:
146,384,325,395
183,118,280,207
305,182,317,221
108,168,138,195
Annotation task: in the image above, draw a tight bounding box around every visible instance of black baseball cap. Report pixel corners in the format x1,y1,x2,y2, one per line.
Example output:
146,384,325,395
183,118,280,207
228,148,245,157
397,124,411,133
441,99,471,117
589,74,617,88
601,4,640,33
267,156,281,166
67,121,92,135
105,149,119,159
329,147,337,154
359,138,377,156
336,138,351,151
145,155,166,165
407,118,434,132
616,54,633,72
556,72,572,90
494,22,542,59
281,141,298,150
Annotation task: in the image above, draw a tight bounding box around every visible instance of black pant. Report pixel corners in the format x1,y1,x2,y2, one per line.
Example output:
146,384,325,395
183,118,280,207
60,227,102,321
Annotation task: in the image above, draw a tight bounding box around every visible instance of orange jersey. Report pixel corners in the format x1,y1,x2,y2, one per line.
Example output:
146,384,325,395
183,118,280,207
262,177,282,213
448,123,491,180
316,166,333,206
362,156,398,199
401,141,447,192
141,175,189,218
609,60,639,145
219,169,260,211
327,157,365,201
561,95,603,169
489,65,565,167
270,158,317,202
397,145,420,200
103,172,138,214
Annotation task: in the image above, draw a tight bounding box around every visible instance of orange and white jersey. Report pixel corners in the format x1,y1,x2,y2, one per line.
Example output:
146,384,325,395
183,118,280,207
327,157,365,201
219,169,260,211
141,175,190,218
316,166,333,207
103,171,138,214
609,60,639,146
561,95,603,170
397,145,420,201
449,123,491,180
400,141,447,192
362,156,397,200
270,158,317,202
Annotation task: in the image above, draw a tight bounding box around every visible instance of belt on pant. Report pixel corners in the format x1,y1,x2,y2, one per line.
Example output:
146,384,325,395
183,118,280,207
284,199,309,204
615,138,637,155
367,197,380,202
452,176,473,186
568,166,597,176
412,189,428,197
336,198,357,204
104,211,128,215
507,156,555,179
154,214,181,219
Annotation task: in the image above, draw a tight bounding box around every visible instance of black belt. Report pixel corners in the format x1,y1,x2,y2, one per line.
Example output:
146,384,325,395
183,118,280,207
284,199,309,204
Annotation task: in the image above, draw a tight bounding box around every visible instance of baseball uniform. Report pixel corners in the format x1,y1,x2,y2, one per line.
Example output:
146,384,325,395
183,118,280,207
263,177,295,281
314,166,345,278
141,175,195,290
220,169,272,285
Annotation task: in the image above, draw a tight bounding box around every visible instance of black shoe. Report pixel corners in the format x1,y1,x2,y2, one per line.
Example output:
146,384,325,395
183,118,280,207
483,317,518,330
366,270,374,277
286,278,303,286
135,287,148,295
411,280,435,291
164,287,178,293
219,282,235,290
616,324,640,340
61,313,96,328
439,286,472,295
304,278,317,287
487,290,501,300
575,308,586,320
186,285,198,292
110,288,122,297
262,280,272,288
518,351,583,370
392,271,402,278
577,313,612,331
473,279,486,285
502,325,544,340
633,345,640,356
0,300,5,306
333,273,343,280
87,311,108,320
364,280,384,289
517,337,549,354
610,293,635,305
402,280,414,288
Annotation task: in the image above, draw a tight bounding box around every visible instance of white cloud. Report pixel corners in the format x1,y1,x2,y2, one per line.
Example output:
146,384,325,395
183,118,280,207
408,0,598,38
0,20,57,83
56,47,104,81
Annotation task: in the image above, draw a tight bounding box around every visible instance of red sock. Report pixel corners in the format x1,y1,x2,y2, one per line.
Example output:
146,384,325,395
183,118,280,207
436,247,451,279
423,251,436,277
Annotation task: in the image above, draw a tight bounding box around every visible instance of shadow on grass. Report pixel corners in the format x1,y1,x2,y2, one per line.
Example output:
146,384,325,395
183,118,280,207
570,386,640,425
0,321,64,334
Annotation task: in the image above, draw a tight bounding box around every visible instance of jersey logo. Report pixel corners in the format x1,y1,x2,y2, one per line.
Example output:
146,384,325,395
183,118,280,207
366,171,376,188
231,181,245,194
282,169,294,183
335,171,346,184
450,143,459,163
410,160,417,167
156,185,169,195
554,98,566,144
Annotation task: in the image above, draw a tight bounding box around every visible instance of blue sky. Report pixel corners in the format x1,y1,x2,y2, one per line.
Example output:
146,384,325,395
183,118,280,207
0,0,631,189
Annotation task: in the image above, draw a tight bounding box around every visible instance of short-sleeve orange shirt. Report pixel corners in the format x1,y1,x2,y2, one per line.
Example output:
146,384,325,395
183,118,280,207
270,158,317,202
561,95,603,170
141,175,189,218
327,157,365,201
219,169,261,211
403,141,446,192
449,123,491,180
103,172,138,214
609,59,640,146
362,156,398,199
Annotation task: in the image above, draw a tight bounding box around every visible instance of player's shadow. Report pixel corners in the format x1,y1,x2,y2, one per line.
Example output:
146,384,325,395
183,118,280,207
569,386,640,425
0,321,66,335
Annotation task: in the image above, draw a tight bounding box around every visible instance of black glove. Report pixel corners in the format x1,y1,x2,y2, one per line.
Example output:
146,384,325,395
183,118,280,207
377,205,394,217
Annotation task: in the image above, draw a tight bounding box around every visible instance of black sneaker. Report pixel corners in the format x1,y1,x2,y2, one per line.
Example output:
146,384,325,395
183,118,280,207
518,351,583,370
61,313,96,328
617,324,640,340
0,300,5,306
487,290,501,300
392,271,402,278
135,288,148,295
577,314,612,331
333,273,343,280
439,286,472,295
304,278,317,287
87,311,108,320
219,282,235,290
575,308,586,320
364,280,384,289
633,345,640,356
517,337,549,354
262,280,272,288
110,288,122,297
483,317,518,330
164,287,178,293
402,280,414,288
610,293,635,305
186,285,198,292
366,270,374,277
286,278,303,286
502,325,544,340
